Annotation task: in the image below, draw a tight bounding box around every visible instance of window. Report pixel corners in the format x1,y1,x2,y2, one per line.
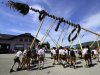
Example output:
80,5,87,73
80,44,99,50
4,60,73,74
29,39,32,42
14,44,24,50
19,38,23,42
24,39,28,42
0,45,1,49
7,45,9,49
27,44,31,48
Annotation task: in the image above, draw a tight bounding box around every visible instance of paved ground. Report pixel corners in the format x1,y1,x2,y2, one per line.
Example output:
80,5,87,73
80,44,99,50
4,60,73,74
0,54,100,75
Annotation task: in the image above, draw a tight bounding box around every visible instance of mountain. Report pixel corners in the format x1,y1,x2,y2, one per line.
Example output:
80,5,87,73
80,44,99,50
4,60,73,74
74,40,100,49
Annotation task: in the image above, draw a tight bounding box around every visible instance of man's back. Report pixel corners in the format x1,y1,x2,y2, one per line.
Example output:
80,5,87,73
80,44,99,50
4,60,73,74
70,50,75,57
16,51,22,57
38,49,45,55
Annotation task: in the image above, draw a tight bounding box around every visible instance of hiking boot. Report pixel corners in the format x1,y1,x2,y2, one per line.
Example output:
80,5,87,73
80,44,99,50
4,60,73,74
10,69,15,73
16,68,20,71
53,63,55,65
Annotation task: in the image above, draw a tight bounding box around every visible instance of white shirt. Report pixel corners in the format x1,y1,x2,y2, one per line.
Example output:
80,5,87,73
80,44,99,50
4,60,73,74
23,49,27,55
82,48,88,55
51,49,56,55
15,51,23,57
59,49,65,55
65,50,68,54
35,47,39,53
74,49,78,53
38,49,45,55
92,49,98,54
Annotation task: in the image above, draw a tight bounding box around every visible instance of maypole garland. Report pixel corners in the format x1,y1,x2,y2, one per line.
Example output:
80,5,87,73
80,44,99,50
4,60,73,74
6,1,100,47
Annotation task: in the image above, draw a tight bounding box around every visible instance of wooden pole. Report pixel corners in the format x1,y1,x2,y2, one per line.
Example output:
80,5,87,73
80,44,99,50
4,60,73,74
81,27,100,36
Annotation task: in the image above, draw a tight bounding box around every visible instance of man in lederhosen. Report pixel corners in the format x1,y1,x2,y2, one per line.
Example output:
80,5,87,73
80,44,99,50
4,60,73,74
69,48,76,69
26,48,32,70
10,49,23,72
51,47,57,65
21,49,27,69
56,47,59,63
87,46,92,66
37,45,45,70
59,46,66,67
64,47,70,66
78,48,82,59
82,46,89,67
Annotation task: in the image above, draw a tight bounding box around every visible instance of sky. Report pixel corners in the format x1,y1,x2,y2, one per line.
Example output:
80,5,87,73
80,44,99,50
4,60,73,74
0,0,100,47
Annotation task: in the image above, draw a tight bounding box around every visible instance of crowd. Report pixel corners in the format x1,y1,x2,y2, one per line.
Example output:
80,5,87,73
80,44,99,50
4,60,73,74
10,45,100,73
10,45,45,72
51,46,99,68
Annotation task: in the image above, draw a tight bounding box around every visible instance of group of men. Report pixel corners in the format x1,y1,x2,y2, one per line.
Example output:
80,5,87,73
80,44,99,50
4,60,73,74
10,45,99,72
51,46,99,68
51,46,76,68
10,45,45,72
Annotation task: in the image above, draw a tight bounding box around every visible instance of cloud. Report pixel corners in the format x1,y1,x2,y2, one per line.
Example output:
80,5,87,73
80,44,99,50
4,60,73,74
42,0,51,8
75,12,100,44
7,28,44,40
29,4,44,23
80,12,100,29
8,28,43,38
8,29,26,33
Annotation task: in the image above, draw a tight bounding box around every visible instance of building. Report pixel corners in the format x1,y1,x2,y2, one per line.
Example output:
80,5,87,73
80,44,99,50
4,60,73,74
0,33,39,53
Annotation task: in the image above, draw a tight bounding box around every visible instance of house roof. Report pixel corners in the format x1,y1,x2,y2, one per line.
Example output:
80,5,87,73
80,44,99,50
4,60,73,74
0,33,40,42
0,33,16,40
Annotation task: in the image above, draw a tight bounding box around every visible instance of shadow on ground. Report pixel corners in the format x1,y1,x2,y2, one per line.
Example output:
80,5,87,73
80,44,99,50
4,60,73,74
30,65,55,71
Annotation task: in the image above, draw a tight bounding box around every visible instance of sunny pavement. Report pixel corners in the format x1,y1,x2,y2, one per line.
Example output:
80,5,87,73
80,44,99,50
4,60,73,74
0,54,100,75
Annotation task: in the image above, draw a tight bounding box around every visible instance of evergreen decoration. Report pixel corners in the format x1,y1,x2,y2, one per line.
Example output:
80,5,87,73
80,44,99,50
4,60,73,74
68,24,81,42
7,1,29,15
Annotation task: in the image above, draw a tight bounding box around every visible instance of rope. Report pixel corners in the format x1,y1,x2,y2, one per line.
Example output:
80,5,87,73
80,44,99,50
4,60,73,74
61,25,70,44
96,36,100,52
57,23,65,46
90,36,99,48
30,18,44,49
69,26,73,49
77,33,83,50
40,19,56,44
48,34,59,48
70,41,73,49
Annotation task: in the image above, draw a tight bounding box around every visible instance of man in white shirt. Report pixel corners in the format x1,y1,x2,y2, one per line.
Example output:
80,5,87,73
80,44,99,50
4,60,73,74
10,50,23,72
59,47,66,67
92,48,99,61
70,48,76,69
82,48,88,55
82,46,89,67
51,47,57,65
21,49,27,69
37,46,45,70
65,47,70,64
